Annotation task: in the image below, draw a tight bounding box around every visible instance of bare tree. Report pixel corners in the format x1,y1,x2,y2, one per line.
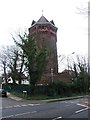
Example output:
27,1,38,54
0,46,10,83
71,55,89,92
58,54,66,72
7,46,26,84
76,1,89,16
0,45,25,84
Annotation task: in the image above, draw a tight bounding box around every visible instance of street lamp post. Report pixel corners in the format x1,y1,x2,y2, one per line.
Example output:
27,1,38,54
51,68,53,83
67,52,75,72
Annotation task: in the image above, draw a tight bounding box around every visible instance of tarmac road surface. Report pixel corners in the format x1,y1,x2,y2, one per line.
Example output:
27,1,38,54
1,96,89,119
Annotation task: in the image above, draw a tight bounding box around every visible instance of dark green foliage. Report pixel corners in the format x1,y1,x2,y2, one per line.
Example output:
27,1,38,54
72,57,89,93
47,82,72,97
3,83,31,94
14,33,47,88
3,81,89,98
31,82,72,97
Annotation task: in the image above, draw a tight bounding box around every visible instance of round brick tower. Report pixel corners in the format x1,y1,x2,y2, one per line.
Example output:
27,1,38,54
28,15,58,83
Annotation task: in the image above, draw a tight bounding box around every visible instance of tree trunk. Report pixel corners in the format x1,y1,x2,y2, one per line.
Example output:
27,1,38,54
12,76,16,84
4,65,7,84
19,79,21,84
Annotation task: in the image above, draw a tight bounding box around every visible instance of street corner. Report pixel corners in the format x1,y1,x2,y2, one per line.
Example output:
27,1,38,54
8,94,22,101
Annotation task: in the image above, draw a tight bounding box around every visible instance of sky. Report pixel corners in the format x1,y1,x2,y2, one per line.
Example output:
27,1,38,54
0,0,89,72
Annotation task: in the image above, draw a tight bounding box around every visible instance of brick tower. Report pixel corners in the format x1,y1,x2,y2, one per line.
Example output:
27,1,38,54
28,15,58,83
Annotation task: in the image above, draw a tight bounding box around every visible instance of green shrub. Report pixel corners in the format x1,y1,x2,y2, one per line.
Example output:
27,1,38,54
2,83,31,94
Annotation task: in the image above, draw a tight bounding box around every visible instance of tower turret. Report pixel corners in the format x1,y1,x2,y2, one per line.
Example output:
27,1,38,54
28,15,58,83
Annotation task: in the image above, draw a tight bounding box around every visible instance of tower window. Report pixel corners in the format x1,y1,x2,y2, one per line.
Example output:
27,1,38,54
42,26,44,29
39,26,42,29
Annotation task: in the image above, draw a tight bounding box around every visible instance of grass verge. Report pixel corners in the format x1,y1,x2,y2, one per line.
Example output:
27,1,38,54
10,91,89,100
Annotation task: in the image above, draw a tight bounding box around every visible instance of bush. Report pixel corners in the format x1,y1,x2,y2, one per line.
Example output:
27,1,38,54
2,81,87,97
2,83,31,94
46,82,72,97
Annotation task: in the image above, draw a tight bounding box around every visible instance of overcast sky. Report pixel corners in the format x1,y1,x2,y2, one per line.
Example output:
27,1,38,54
0,0,89,72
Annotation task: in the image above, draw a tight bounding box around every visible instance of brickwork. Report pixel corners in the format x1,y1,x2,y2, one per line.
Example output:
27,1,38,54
28,16,58,83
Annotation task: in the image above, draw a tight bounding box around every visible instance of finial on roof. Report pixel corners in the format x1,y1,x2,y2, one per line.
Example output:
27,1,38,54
42,10,43,16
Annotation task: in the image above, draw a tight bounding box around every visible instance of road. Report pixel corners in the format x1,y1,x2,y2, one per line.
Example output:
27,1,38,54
1,96,89,119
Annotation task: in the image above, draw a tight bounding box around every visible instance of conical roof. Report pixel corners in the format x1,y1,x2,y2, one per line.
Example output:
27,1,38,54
37,15,49,23
30,15,57,30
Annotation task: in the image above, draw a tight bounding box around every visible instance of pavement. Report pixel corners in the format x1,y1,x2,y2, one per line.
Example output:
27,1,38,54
7,92,23,101
7,92,89,104
7,92,45,104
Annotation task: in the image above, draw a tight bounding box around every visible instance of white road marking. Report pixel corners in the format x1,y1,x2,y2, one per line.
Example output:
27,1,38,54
76,103,89,114
2,115,14,118
22,104,28,107
75,107,89,114
22,103,40,106
5,106,13,108
31,111,37,113
13,105,21,107
3,103,40,109
52,116,62,120
14,112,30,116
2,111,37,118
28,104,34,106
77,103,88,107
